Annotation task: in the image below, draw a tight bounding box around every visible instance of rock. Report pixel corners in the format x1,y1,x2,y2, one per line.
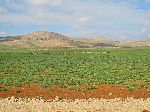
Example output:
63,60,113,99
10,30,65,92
55,96,62,101
109,93,113,96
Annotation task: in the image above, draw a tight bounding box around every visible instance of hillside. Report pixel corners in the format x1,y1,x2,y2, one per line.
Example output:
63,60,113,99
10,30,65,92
1,31,150,48
0,32,117,48
117,40,150,48
76,37,117,47
0,31,76,48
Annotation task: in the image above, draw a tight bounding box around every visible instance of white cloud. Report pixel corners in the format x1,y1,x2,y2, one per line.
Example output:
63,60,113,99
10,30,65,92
141,15,150,38
0,1,25,13
51,0,62,7
0,0,150,40
26,0,62,8
78,16,95,24
0,11,70,26
0,7,8,14
0,32,7,37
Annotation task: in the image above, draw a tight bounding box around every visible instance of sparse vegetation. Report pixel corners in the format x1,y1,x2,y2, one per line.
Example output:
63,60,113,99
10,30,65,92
87,85,97,90
0,86,9,91
126,85,134,92
16,88,21,93
69,86,80,91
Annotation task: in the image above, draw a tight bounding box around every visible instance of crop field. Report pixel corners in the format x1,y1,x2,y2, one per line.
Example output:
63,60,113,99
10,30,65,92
1,48,150,112
0,48,150,91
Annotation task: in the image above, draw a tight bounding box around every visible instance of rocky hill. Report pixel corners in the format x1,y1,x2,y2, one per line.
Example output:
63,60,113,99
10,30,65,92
117,40,150,48
1,31,76,48
18,31,68,41
0,31,118,48
75,37,117,47
2,31,149,48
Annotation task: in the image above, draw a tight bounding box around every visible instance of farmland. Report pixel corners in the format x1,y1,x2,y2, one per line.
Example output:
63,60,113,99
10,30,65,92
0,48,150,91
0,48,150,112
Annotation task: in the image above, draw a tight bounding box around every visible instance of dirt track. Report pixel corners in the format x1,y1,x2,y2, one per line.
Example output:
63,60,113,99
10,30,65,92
0,97,150,112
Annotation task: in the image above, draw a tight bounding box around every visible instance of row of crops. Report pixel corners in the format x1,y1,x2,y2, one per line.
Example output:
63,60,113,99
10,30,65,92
0,48,150,90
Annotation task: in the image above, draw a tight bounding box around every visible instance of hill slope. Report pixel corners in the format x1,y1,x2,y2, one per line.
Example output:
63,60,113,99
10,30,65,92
76,37,116,47
117,40,150,48
0,32,117,48
2,31,150,48
1,31,75,48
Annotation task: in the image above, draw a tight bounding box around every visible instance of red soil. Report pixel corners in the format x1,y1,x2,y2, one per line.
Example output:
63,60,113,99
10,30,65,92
0,84,150,100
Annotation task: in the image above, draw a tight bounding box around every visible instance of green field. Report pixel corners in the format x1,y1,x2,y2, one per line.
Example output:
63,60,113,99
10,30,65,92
0,48,150,90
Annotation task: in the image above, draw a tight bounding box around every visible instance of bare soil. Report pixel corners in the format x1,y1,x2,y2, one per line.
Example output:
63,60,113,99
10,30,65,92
0,84,150,100
0,84,150,112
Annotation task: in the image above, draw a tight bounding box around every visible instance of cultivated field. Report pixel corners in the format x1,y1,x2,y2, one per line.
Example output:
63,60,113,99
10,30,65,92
0,48,150,112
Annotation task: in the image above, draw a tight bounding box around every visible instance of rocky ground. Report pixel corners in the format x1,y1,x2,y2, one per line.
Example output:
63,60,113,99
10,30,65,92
0,97,150,112
0,84,150,112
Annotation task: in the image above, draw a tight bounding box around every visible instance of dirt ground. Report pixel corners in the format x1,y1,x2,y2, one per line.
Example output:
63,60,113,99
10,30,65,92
0,97,150,112
0,84,150,112
0,84,150,100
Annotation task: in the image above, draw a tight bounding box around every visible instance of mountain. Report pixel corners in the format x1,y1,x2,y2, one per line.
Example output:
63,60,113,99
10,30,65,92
117,40,150,48
1,31,76,48
75,37,117,47
1,31,149,49
0,36,16,42
0,31,117,48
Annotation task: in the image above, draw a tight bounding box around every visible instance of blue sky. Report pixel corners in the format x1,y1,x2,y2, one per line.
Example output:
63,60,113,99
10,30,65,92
0,0,150,41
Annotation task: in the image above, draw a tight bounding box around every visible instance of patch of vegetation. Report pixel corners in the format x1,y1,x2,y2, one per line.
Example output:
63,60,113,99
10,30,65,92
0,48,150,90
87,85,97,90
68,86,80,91
0,86,9,91
126,85,134,92
16,89,21,93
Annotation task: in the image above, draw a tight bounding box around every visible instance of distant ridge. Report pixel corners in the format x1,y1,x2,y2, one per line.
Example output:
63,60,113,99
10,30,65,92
0,31,117,48
18,31,68,41
1,31,149,48
76,37,116,47
0,31,75,48
117,40,150,48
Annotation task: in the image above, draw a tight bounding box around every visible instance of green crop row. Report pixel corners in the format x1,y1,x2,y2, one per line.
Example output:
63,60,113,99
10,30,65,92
0,48,150,90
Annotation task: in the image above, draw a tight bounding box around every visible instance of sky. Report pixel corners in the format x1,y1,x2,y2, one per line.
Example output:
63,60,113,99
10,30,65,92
0,0,150,41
